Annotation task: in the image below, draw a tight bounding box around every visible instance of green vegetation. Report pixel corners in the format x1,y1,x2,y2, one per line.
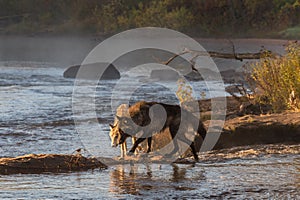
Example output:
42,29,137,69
0,0,300,37
251,42,300,112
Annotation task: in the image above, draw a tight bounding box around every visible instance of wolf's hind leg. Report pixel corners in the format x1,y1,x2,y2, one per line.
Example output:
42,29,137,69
177,130,200,161
197,121,207,140
147,137,152,153
166,139,180,157
165,126,180,157
189,142,199,161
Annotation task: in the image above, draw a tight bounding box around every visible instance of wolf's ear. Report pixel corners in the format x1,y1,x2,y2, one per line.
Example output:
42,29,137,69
116,115,121,121
109,124,114,129
144,104,151,108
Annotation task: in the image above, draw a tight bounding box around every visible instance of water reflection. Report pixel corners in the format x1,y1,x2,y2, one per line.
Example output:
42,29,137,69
109,164,142,195
170,164,188,182
108,163,205,196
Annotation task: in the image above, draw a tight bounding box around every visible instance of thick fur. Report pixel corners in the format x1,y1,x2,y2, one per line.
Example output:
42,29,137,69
116,101,207,161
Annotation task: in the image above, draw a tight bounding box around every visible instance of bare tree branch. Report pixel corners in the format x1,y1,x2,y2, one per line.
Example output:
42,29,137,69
162,51,188,65
162,47,280,67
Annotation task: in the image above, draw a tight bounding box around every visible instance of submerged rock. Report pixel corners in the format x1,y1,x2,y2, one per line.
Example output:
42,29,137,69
63,62,120,80
0,154,107,175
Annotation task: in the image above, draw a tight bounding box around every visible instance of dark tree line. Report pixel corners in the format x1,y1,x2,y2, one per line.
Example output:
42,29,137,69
0,0,299,36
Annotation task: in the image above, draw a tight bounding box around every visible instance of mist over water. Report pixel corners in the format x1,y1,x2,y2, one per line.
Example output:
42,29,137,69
0,35,97,67
0,35,288,70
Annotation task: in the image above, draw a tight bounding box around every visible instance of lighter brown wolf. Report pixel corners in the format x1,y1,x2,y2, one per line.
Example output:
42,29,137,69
109,104,138,158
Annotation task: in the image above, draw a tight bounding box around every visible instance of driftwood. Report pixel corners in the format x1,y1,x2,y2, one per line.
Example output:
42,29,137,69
0,154,107,175
161,41,281,79
163,48,279,66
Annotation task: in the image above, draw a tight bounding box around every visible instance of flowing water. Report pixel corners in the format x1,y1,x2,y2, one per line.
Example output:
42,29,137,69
0,62,299,199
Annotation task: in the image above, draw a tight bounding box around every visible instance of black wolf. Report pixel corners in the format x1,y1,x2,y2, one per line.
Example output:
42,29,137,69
115,101,206,161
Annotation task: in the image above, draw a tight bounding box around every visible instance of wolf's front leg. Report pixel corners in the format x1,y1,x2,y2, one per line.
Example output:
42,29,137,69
128,137,146,155
120,141,127,158
147,137,152,153
131,137,138,155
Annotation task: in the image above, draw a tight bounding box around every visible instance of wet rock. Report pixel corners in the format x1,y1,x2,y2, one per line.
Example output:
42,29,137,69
63,62,120,80
184,70,203,81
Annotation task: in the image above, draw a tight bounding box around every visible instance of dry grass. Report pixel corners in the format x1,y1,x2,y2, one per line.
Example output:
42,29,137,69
251,42,300,112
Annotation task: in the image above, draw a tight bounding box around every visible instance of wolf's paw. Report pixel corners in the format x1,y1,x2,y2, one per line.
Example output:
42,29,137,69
139,153,149,158
164,153,175,158
127,151,134,156
118,157,125,161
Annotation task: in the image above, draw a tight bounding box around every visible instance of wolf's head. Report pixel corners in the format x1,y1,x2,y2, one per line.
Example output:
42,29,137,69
109,123,121,147
109,123,129,147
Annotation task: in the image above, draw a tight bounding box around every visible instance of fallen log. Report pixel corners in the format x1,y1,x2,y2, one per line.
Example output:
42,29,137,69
0,154,107,175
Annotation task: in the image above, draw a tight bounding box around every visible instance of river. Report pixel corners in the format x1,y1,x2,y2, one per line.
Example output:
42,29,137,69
0,36,298,199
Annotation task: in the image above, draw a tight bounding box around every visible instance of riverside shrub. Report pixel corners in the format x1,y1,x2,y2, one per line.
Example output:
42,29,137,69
251,42,300,112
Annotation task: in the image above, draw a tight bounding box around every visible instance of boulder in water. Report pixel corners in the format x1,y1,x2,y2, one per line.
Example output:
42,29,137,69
63,62,120,80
